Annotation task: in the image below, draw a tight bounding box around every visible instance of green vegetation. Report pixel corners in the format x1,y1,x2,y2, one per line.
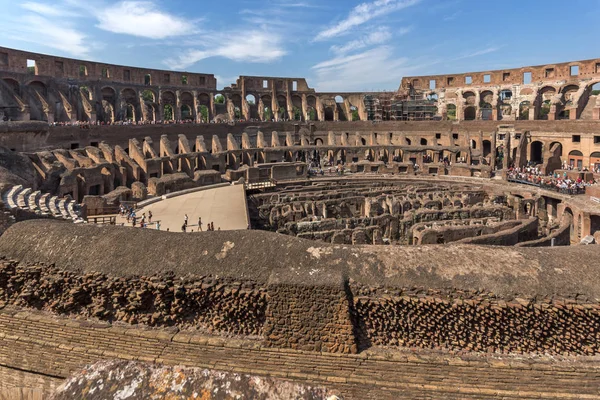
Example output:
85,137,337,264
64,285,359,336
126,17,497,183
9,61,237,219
198,105,209,122
592,90,600,96
163,104,173,121
142,90,154,103
292,106,302,121
214,94,225,104
308,108,316,121
447,106,457,120
352,109,360,121
263,107,272,121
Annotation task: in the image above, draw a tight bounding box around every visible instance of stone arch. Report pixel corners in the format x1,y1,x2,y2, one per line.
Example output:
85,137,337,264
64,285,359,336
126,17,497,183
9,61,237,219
518,101,531,120
291,95,302,121
99,86,116,123
464,106,476,121
530,141,543,164
568,150,583,169
590,151,600,170
463,91,476,105
276,95,288,120
480,102,493,120
420,138,428,146
314,138,324,146
324,106,334,121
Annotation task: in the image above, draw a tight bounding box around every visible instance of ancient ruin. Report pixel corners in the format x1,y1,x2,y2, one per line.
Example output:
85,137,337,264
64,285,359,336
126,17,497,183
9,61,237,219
1,46,600,399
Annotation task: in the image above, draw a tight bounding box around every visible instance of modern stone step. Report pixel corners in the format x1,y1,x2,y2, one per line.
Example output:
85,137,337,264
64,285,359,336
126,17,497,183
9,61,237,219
48,196,62,217
4,185,22,209
26,190,41,212
58,199,71,219
39,193,51,213
17,188,31,209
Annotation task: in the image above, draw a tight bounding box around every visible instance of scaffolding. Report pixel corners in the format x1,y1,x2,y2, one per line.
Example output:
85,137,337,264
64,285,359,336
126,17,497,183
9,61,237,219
365,87,437,121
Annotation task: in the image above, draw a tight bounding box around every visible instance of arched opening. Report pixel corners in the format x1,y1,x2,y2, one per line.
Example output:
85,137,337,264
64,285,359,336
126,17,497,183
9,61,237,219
530,141,543,164
125,104,135,120
350,105,359,121
480,102,492,120
335,95,344,103
446,104,457,120
314,138,323,146
144,74,151,85
518,101,531,120
568,150,583,170
538,86,556,120
100,86,116,123
324,106,334,121
420,138,427,146
471,139,477,149
245,94,256,105
277,95,288,120
464,106,476,121
181,104,192,120
405,138,412,145
360,137,367,146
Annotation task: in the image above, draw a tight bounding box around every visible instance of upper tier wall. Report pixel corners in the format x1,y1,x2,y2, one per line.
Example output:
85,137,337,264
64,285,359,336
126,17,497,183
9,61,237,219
402,58,600,90
0,46,216,89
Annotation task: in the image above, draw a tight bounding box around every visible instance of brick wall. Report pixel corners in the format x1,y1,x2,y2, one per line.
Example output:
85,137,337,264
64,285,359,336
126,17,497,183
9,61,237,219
1,307,600,400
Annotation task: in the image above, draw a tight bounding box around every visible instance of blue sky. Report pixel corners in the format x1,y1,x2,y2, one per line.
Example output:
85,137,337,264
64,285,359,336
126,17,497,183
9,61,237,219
0,0,599,91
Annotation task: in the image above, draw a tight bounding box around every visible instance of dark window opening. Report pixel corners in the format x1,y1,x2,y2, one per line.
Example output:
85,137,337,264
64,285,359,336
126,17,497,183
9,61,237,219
102,68,109,78
435,133,441,139
447,77,454,85
572,135,581,143
144,74,151,85
70,143,79,149
545,68,555,78
452,133,459,140
594,136,600,144
503,72,510,81
90,141,99,147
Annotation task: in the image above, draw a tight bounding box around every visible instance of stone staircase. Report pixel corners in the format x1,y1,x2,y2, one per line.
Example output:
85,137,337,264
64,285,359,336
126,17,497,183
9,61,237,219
1,185,85,223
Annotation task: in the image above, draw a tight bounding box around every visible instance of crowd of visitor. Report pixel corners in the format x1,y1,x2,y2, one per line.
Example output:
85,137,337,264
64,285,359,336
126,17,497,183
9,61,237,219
507,165,596,194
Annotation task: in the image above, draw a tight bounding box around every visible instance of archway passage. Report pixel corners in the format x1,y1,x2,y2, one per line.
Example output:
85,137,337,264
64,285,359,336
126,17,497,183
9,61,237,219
591,152,600,172
530,141,543,164
519,101,531,120
324,107,334,121
483,140,492,157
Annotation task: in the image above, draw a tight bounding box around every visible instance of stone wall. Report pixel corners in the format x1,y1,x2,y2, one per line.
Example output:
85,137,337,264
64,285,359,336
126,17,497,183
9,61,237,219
0,261,267,336
2,307,600,400
352,285,600,355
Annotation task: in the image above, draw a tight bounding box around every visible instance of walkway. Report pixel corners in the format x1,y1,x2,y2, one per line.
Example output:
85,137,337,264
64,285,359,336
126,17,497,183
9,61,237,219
128,184,248,232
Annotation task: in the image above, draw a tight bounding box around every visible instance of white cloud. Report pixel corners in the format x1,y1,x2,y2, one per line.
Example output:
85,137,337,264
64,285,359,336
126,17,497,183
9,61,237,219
452,47,500,61
314,0,421,41
20,1,81,17
0,13,91,57
95,1,197,39
164,30,287,69
330,26,413,55
312,46,418,91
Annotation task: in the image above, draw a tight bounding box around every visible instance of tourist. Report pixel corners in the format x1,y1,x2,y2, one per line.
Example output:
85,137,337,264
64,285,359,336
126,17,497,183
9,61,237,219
184,214,189,226
148,210,152,223
156,221,160,230
198,217,203,231
181,223,186,232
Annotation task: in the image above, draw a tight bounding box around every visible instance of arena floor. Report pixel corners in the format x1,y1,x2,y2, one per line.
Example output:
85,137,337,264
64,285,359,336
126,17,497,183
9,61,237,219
125,184,249,232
